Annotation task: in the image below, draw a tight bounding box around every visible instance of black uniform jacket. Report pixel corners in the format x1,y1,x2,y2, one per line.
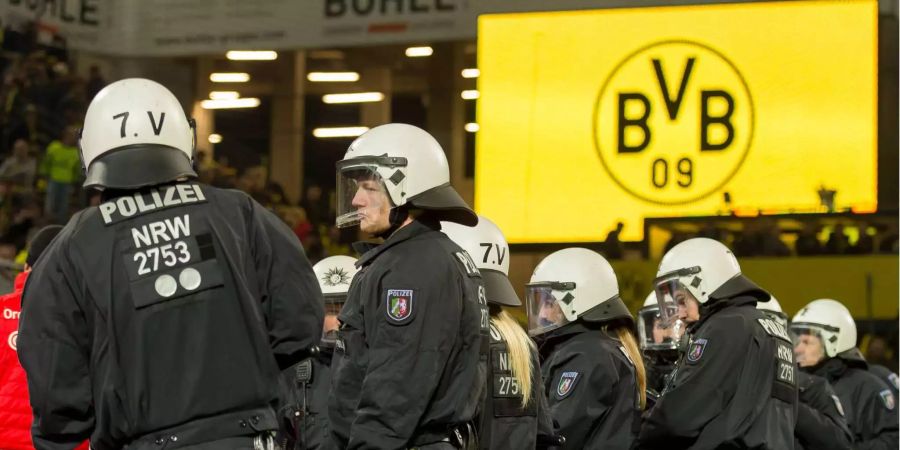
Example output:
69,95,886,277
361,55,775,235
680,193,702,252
478,322,554,450
539,322,642,450
17,182,324,450
809,350,899,450
328,219,488,449
794,371,852,450
638,295,797,450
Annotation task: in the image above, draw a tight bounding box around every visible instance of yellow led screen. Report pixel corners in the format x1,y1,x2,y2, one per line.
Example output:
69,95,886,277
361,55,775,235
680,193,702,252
475,0,877,242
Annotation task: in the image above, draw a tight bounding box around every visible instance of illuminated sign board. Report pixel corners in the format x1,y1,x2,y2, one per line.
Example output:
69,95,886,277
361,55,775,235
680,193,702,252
476,0,877,242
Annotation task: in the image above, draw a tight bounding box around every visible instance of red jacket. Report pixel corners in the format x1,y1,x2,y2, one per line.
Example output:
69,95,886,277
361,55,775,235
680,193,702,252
0,271,33,450
0,272,89,450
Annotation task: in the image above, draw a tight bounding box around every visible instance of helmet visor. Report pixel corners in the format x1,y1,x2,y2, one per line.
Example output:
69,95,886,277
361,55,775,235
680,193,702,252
789,323,829,365
654,267,701,328
526,282,575,336
335,156,407,228
322,294,345,346
637,306,684,352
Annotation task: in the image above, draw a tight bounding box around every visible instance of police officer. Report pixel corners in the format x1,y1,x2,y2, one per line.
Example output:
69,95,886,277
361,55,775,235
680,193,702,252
638,238,796,449
441,216,556,449
636,292,685,398
17,79,325,450
868,363,899,399
758,297,852,450
791,299,899,449
528,248,645,450
327,124,488,449
284,256,360,450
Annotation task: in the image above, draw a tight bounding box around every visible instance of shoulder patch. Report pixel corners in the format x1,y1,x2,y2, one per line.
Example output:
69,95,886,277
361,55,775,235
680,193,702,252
686,338,708,364
832,394,845,417
453,251,481,277
880,389,895,411
385,289,414,324
888,373,899,391
556,371,580,399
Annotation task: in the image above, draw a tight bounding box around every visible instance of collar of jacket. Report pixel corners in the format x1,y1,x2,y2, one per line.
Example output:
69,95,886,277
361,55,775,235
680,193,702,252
690,294,758,333
354,219,440,268
804,349,868,382
537,320,612,355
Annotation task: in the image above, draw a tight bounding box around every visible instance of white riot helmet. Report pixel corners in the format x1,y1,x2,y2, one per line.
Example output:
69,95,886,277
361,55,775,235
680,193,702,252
442,216,519,306
637,291,685,353
80,78,196,189
654,238,769,327
757,295,789,330
526,248,631,336
790,299,857,358
313,255,359,345
313,255,359,299
335,123,476,229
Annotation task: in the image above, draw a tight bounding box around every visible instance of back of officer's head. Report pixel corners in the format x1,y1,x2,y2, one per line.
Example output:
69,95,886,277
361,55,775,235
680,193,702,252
80,78,197,191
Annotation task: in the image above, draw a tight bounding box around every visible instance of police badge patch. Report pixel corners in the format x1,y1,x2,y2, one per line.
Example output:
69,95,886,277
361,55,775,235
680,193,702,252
880,389,895,411
556,371,580,399
686,338,708,364
889,373,899,391
385,289,414,324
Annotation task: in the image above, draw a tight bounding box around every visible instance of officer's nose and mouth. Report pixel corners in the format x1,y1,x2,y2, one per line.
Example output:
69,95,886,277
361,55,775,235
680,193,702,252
538,297,563,327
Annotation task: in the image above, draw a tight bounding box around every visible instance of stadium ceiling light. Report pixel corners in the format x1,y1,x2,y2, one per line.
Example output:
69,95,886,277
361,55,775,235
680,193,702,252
208,133,223,144
313,127,370,138
226,50,278,61
210,72,250,83
209,91,239,100
200,98,261,109
307,72,360,82
461,68,480,79
465,123,480,133
322,92,385,104
405,46,433,57
461,90,480,100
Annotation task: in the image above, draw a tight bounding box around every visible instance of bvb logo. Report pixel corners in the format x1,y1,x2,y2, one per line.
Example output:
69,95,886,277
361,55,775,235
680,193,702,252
593,40,755,205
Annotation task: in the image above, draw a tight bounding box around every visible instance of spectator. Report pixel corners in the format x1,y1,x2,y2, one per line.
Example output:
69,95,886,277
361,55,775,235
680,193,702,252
865,335,895,370
0,240,17,294
7,104,52,152
39,125,81,223
0,138,36,190
322,225,351,258
603,221,625,259
795,223,822,256
758,219,790,257
86,64,106,100
853,223,875,254
302,183,328,228
824,224,851,255
0,225,90,450
1,198,42,251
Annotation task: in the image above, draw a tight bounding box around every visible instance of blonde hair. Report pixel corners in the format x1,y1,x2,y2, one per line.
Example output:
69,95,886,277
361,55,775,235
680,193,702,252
614,325,647,409
491,310,536,408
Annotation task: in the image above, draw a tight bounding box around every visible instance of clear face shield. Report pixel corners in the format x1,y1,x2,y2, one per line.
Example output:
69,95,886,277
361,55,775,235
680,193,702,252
526,281,576,337
321,294,345,346
654,266,702,328
335,156,407,229
790,324,828,367
637,305,685,353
